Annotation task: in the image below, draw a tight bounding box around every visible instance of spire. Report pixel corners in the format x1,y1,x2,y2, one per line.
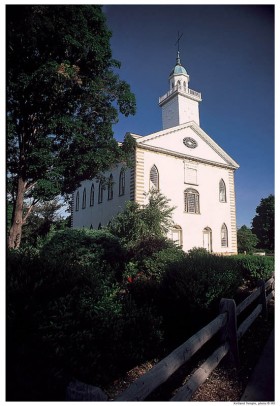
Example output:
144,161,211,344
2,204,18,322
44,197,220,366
175,32,183,66
176,51,181,66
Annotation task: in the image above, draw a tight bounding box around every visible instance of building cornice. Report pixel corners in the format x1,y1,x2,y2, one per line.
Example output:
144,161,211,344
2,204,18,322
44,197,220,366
136,143,238,171
136,121,239,169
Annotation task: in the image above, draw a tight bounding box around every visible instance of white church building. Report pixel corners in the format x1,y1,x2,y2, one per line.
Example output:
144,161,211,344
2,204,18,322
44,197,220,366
72,51,239,254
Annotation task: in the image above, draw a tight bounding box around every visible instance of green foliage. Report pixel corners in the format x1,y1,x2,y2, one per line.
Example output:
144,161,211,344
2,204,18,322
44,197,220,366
187,246,209,257
252,194,274,251
7,5,136,248
132,244,186,282
120,295,163,365
7,245,126,388
237,225,259,253
20,199,70,247
7,246,42,324
40,228,125,281
7,228,164,397
108,191,175,249
158,253,243,344
7,222,275,399
233,254,274,282
7,4,136,195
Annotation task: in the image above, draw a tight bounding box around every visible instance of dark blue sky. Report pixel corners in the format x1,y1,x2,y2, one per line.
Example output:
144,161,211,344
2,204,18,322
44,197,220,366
104,5,274,228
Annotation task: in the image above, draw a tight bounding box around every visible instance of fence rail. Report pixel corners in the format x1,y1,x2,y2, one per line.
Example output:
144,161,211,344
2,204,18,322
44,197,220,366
115,274,274,401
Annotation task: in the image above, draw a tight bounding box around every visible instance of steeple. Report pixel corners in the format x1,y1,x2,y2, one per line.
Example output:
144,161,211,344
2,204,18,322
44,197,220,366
159,50,202,130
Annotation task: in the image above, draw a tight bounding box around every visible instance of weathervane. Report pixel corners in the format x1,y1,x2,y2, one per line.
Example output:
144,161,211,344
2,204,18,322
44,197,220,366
175,31,183,53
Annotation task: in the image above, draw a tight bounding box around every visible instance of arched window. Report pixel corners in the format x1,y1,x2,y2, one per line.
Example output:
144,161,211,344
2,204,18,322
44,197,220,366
171,225,183,247
75,191,80,211
203,227,212,252
119,169,125,196
177,80,181,89
90,184,94,206
108,174,114,200
98,181,104,204
219,179,227,202
82,187,86,209
221,223,228,247
150,165,159,191
184,188,200,213
183,81,186,92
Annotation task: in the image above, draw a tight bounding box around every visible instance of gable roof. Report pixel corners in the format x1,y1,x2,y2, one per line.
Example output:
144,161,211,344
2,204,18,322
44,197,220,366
133,121,239,169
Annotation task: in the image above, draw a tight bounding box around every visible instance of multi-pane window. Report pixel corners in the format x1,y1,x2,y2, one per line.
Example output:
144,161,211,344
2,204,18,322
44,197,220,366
108,174,114,200
203,227,212,252
98,181,104,204
82,187,86,209
150,165,159,191
119,169,125,196
221,223,228,247
219,179,227,202
171,225,183,247
90,184,94,206
75,191,80,211
184,188,200,213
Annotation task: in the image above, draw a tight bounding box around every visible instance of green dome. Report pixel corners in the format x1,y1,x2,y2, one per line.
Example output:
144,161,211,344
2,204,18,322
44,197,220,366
169,51,188,76
170,64,187,76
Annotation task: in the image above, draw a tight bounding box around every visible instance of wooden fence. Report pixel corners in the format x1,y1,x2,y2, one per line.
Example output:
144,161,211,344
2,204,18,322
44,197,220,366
115,274,275,401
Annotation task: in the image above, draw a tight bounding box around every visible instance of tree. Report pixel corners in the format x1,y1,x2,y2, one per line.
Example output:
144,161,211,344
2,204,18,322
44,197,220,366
20,199,71,247
7,5,136,248
252,194,274,251
108,191,175,249
237,225,258,253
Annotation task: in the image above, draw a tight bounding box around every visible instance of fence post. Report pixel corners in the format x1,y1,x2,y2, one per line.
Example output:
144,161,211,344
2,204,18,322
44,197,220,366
257,280,267,319
219,298,239,367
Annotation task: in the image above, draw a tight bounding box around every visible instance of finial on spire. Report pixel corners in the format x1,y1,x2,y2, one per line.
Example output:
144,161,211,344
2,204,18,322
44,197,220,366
175,31,183,65
176,51,181,65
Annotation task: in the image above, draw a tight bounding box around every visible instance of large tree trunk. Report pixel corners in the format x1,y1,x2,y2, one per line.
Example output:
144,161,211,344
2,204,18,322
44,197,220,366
8,177,26,249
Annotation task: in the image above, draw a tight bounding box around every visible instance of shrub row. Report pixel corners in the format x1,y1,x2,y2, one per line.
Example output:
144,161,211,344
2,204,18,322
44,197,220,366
7,229,274,400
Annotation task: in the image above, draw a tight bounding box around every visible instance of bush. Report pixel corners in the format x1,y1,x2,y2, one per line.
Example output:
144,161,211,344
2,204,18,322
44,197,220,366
126,237,186,281
120,295,164,365
7,237,129,395
8,229,274,399
7,246,44,330
40,228,125,281
158,253,243,345
7,229,165,397
233,254,274,282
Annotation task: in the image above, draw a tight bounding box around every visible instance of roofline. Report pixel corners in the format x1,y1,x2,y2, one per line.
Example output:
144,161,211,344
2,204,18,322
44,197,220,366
136,143,239,170
136,121,239,169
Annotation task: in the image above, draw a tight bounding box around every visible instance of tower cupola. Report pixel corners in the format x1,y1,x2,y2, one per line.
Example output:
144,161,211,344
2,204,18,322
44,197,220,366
170,51,188,75
159,51,202,130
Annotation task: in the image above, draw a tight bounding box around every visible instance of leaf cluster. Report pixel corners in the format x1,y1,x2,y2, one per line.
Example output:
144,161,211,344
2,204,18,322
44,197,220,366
237,225,259,253
252,194,274,251
108,190,175,249
7,5,136,202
